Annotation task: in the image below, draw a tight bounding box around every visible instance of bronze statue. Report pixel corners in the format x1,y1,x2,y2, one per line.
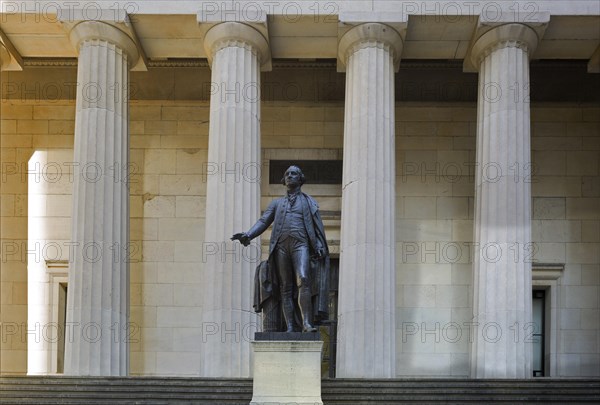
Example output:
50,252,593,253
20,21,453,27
232,166,329,333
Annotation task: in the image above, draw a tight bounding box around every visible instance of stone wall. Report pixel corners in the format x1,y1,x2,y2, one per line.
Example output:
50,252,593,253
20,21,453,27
127,102,210,375
395,105,476,376
1,98,597,377
395,103,599,377
1,100,76,374
531,106,600,376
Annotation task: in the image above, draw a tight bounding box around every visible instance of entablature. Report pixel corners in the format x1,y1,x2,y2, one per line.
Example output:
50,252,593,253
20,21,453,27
1,1,598,72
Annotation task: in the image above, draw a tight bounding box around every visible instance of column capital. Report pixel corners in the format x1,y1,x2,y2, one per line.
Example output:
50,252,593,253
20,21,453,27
68,20,139,68
0,31,23,71
470,23,540,70
588,43,600,73
0,41,10,70
203,22,271,71
337,23,403,72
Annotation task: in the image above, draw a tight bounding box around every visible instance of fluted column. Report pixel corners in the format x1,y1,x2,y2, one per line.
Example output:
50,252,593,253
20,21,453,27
337,23,402,378
64,21,138,376
470,24,539,378
200,22,269,377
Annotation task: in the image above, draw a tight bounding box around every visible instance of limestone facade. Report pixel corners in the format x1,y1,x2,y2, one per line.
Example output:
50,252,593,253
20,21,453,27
0,1,599,379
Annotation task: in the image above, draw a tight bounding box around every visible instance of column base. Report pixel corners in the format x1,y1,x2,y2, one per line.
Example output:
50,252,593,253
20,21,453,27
250,340,323,405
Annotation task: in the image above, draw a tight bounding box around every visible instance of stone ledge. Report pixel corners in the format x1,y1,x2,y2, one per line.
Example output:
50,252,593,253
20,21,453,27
254,331,322,341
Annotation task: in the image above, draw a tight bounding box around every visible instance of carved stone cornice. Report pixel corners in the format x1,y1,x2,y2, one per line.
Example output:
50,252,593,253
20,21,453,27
23,58,78,67
148,59,209,68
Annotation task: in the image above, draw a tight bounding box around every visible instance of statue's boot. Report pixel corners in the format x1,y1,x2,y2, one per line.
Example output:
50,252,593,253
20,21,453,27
299,287,317,332
281,293,295,333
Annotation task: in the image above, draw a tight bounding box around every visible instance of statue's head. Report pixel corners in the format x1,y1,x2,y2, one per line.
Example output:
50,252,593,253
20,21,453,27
281,165,305,187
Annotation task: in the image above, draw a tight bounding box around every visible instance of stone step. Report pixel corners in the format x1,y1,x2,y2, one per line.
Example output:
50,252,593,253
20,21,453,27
322,379,600,403
1,376,599,404
322,379,600,405
0,377,252,404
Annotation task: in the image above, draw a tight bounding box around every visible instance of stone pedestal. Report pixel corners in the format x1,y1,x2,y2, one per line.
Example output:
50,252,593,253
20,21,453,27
470,24,539,378
336,23,403,378
250,340,323,405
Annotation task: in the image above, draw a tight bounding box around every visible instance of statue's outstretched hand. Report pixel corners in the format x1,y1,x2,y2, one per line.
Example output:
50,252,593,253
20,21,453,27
231,232,251,247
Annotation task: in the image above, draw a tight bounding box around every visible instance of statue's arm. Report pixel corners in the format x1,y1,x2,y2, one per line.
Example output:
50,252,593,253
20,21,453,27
231,199,278,246
245,200,277,239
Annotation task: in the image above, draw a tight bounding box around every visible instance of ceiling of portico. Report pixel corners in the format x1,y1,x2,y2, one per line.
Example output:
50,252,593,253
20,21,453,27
0,13,598,62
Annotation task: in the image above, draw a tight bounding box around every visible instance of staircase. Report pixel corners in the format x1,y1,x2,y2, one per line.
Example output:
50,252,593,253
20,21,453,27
0,377,251,404
322,379,600,404
1,376,599,404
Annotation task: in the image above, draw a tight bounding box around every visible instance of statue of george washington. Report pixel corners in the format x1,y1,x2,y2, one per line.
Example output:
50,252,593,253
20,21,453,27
232,165,329,333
